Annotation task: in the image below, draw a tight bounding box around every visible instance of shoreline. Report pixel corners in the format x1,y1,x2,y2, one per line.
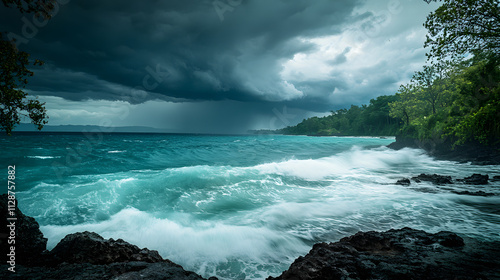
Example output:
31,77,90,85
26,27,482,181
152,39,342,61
387,135,500,165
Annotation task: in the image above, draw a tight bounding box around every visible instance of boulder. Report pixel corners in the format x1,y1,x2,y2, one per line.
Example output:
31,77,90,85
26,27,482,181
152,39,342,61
452,190,495,197
47,231,164,265
268,227,500,280
1,261,209,280
458,174,489,185
0,194,216,280
411,174,452,185
0,194,47,265
395,178,410,186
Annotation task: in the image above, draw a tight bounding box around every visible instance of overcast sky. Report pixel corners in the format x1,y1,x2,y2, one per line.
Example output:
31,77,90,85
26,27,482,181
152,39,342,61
1,0,440,133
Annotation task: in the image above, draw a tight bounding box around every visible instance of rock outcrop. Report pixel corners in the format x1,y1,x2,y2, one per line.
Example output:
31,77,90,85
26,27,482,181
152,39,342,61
451,190,495,196
394,173,497,196
47,231,164,265
268,227,500,280
411,173,452,185
0,194,47,265
394,178,410,186
0,194,214,280
387,135,500,165
458,174,489,185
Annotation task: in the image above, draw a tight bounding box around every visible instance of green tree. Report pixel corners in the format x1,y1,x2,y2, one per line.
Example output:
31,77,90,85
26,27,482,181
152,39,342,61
279,95,400,136
0,0,55,134
1,0,55,17
389,84,423,126
447,59,500,145
424,0,500,61
0,36,47,134
411,63,455,114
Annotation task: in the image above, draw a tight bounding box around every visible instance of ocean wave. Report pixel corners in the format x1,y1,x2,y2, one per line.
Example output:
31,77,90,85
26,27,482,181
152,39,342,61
19,142,500,279
41,207,309,279
251,146,431,180
26,155,62,159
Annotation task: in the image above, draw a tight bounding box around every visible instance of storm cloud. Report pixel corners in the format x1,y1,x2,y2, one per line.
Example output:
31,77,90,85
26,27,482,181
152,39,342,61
0,0,439,132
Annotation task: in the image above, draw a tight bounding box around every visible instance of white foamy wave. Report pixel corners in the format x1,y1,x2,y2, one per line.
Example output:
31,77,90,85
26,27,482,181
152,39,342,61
41,207,309,279
108,150,126,153
137,146,433,182
26,155,62,159
253,146,430,180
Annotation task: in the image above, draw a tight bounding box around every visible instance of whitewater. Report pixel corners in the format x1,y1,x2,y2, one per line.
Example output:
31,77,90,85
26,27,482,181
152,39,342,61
2,133,499,279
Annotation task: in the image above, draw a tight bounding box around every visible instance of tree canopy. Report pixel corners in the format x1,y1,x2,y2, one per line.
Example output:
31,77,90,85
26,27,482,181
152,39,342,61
0,0,54,134
0,35,47,134
424,0,500,61
1,0,55,18
279,0,500,147
279,95,401,136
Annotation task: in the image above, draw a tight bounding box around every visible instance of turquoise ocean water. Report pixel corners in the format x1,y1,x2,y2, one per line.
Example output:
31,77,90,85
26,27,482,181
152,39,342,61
1,133,500,279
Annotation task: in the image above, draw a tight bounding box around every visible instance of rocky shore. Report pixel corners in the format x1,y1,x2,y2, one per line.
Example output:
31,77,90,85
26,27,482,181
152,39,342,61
387,135,500,165
268,228,500,280
0,194,216,280
2,191,500,279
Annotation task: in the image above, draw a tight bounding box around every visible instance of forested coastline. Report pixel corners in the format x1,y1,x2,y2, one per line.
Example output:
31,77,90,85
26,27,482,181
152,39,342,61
277,95,400,136
274,0,499,152
277,57,499,148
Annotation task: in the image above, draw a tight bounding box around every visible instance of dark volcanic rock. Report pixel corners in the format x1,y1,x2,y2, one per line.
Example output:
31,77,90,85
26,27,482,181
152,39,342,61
458,174,489,185
395,178,410,186
0,194,215,280
411,173,452,185
387,135,500,165
268,227,500,280
0,194,47,265
1,232,211,280
48,231,164,265
1,261,208,280
452,190,495,196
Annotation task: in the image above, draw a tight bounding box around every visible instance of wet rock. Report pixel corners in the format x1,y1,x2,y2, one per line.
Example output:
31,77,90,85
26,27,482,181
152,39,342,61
395,178,410,186
492,175,500,181
452,190,495,196
387,136,500,165
268,227,500,280
411,173,452,185
0,194,47,265
1,261,209,280
0,194,216,280
458,174,489,185
48,231,164,265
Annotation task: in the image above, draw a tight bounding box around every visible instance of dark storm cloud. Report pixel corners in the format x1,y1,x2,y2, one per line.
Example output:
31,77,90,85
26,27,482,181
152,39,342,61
1,0,362,104
1,0,440,132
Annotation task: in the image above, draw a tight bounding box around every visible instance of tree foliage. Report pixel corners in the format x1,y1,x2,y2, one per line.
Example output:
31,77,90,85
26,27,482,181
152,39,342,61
1,0,55,18
424,0,500,61
0,0,54,134
279,95,401,136
280,0,500,147
0,35,47,134
389,59,500,146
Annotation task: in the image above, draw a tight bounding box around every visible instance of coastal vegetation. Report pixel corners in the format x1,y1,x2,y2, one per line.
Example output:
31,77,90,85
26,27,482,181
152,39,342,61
278,95,400,136
278,0,500,148
0,0,54,135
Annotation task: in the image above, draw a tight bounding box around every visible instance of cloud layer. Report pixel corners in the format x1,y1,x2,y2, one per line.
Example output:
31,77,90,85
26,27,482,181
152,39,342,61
0,0,439,132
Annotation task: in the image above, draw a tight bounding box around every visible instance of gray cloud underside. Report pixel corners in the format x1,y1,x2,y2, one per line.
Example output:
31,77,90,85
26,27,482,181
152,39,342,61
2,1,360,103
1,0,439,131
